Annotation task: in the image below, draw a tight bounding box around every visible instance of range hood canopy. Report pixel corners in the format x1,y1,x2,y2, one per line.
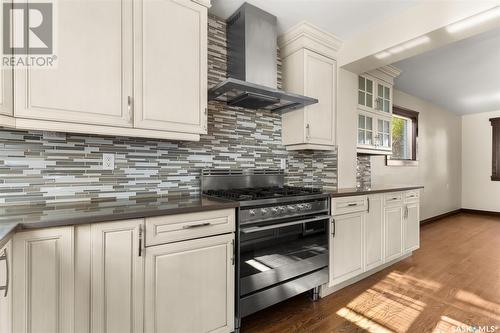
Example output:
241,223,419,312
208,3,318,112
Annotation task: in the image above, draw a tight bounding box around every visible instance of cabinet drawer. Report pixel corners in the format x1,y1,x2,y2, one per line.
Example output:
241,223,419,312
404,190,420,203
384,192,403,206
332,196,367,216
145,209,235,246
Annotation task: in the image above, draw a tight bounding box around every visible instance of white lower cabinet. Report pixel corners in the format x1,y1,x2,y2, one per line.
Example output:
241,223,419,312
330,190,420,290
90,219,144,333
364,195,384,271
12,227,75,333
384,205,404,262
0,240,12,333
144,233,235,333
330,212,364,286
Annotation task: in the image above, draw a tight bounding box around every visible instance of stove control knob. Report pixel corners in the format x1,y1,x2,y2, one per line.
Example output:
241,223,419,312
279,206,286,213
305,203,312,210
248,209,256,217
297,204,305,211
287,205,297,212
260,208,269,215
271,207,279,215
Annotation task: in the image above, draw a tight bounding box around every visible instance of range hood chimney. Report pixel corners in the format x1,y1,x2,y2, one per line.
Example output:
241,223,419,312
208,3,318,112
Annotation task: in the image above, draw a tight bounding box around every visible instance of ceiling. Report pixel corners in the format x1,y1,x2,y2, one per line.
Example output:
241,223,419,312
394,26,500,115
209,0,418,40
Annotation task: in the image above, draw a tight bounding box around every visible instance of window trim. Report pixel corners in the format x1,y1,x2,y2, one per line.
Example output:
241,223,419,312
386,105,419,166
491,117,500,181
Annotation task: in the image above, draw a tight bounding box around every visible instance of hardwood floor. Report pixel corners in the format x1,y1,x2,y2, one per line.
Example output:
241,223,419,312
241,213,500,333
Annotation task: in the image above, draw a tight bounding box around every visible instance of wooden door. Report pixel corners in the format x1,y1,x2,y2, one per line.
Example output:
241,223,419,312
364,195,384,271
12,227,74,333
14,0,133,127
144,233,234,333
134,0,207,134
385,206,403,262
304,50,336,146
91,219,144,333
331,212,364,286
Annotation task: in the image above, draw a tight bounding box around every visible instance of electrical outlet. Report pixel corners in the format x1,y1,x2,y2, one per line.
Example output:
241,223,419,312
102,153,115,170
280,158,287,170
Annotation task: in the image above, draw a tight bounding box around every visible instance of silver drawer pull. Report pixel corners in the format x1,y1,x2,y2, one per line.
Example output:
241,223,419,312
183,222,211,229
347,203,358,207
407,195,416,198
389,197,399,201
0,249,9,297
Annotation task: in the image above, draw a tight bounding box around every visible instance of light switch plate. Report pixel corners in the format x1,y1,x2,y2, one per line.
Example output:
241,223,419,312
102,153,115,170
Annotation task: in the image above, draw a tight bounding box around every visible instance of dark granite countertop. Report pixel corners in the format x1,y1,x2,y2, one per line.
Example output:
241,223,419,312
0,195,239,247
327,185,424,198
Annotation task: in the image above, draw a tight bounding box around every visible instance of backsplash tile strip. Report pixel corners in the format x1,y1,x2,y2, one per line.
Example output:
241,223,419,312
0,15,338,206
356,155,371,189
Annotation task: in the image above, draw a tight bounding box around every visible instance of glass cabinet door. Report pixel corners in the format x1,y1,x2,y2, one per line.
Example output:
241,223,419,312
358,76,374,110
358,114,373,146
377,119,391,148
377,83,391,113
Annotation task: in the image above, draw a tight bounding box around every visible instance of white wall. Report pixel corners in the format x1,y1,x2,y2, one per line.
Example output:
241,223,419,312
462,110,500,212
370,90,462,220
336,68,358,188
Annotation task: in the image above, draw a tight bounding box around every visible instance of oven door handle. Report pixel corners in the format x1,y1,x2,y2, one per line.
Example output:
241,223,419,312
240,215,333,234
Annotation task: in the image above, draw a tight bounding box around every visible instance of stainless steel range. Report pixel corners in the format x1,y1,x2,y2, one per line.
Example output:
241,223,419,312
202,169,331,330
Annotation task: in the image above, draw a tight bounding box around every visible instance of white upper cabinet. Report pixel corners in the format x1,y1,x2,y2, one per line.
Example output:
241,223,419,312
279,22,342,151
14,0,133,128
356,66,400,155
134,0,208,135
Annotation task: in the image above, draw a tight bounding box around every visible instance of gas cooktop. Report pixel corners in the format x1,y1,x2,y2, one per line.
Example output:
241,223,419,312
203,186,322,201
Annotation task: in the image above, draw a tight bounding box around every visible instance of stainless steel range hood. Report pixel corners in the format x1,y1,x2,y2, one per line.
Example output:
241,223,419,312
208,3,318,112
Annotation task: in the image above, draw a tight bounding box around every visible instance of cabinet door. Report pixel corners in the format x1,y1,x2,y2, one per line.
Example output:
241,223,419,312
358,113,374,148
304,50,336,146
358,75,375,112
14,0,133,127
91,219,144,333
364,195,384,271
385,206,403,262
134,0,207,135
0,2,12,118
331,212,364,286
0,240,12,333
145,233,234,333
376,81,392,114
404,203,420,253
12,227,74,333
376,117,392,150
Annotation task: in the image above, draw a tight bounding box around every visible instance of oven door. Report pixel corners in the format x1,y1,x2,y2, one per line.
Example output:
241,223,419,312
239,214,330,298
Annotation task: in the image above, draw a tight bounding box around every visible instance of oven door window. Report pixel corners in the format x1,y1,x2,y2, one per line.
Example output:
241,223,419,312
239,216,329,297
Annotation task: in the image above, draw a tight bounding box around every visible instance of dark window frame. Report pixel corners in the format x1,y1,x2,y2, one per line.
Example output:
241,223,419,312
491,117,500,181
386,106,419,166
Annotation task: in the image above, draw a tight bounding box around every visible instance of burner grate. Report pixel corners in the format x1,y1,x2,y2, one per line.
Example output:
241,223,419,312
204,186,321,201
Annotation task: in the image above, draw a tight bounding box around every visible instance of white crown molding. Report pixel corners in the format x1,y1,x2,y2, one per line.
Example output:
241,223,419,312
367,65,402,84
278,21,343,59
191,0,211,8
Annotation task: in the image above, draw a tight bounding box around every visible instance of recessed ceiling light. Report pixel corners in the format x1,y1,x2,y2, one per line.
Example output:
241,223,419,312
446,6,500,33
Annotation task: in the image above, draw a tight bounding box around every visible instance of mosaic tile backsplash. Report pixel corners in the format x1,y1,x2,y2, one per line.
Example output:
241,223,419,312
357,155,371,189
0,16,338,206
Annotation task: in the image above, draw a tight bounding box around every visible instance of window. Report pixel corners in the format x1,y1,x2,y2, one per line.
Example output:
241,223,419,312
386,106,419,166
491,117,500,181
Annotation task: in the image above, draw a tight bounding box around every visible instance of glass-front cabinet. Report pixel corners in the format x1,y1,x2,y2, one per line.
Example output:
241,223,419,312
356,66,400,155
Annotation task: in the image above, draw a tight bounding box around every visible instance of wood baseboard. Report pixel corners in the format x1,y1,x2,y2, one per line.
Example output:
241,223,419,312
460,208,500,216
420,209,462,225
